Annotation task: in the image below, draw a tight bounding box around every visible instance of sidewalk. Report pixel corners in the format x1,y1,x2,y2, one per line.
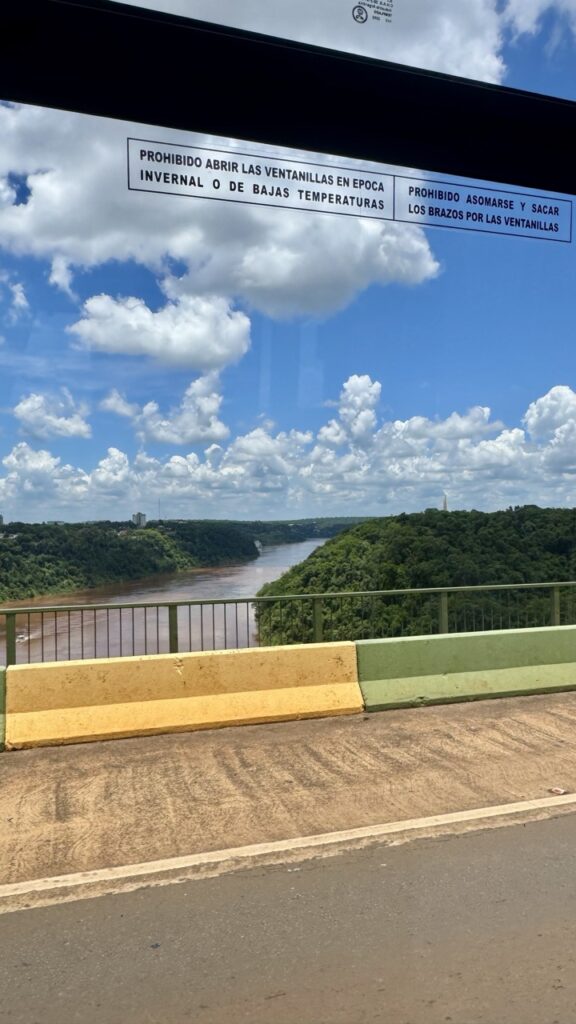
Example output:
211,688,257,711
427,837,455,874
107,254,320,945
2,691,576,887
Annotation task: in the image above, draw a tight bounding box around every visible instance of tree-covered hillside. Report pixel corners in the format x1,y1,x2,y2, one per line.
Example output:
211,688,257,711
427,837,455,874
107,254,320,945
256,507,576,644
0,516,363,602
186,517,368,546
0,520,258,602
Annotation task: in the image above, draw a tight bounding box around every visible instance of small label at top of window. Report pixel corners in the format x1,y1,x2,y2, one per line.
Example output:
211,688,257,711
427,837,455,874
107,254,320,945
352,0,394,27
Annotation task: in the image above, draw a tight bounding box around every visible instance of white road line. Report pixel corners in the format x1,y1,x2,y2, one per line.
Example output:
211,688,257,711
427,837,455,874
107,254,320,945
2,792,576,901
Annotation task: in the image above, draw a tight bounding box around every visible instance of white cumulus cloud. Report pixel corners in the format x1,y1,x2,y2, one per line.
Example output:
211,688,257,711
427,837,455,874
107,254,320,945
523,385,576,440
3,382,576,521
505,0,576,36
137,378,229,445
101,375,230,445
162,217,439,319
0,443,89,506
318,374,382,446
13,389,91,439
90,448,134,495
100,390,140,418
68,294,251,370
395,406,500,441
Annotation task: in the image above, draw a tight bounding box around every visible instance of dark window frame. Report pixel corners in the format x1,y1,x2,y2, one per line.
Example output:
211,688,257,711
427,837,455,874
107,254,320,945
0,0,575,195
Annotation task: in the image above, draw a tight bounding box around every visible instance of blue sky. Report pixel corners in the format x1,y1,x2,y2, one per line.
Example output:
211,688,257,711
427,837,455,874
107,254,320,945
0,0,575,522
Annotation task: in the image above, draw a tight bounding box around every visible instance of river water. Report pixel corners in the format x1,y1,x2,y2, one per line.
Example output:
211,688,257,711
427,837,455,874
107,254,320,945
0,539,323,663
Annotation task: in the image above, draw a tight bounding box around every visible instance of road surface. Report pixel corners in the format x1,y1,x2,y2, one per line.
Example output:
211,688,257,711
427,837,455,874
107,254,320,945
4,693,576,1021
2,814,576,1023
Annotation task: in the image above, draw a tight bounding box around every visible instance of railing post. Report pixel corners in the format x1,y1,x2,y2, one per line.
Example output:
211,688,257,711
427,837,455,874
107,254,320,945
168,605,179,653
312,597,324,643
5,614,16,667
438,591,449,634
550,586,561,626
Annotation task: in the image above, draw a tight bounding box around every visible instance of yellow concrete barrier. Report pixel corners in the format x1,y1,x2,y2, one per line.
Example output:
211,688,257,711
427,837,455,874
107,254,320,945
4,643,363,748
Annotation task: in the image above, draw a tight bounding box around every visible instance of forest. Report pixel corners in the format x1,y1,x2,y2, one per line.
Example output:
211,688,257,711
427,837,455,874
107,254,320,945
256,506,576,645
4,507,574,616
0,516,362,602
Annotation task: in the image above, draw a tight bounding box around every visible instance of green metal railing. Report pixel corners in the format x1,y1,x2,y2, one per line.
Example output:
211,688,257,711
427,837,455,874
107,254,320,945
0,580,575,666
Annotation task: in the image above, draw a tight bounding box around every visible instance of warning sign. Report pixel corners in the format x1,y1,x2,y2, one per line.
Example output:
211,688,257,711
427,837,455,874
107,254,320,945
128,138,394,222
394,175,572,243
127,139,572,243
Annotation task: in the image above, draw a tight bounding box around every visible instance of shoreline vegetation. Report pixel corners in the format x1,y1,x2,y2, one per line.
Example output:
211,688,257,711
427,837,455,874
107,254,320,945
3,506,573,613
256,506,576,644
0,517,365,603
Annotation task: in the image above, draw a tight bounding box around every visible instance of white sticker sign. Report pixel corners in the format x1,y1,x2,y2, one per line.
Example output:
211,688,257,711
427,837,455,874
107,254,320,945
128,138,394,221
351,1,394,26
127,138,572,243
394,175,572,243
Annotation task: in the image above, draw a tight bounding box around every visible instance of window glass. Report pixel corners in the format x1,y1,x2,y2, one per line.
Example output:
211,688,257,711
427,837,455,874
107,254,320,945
115,0,576,100
0,101,573,524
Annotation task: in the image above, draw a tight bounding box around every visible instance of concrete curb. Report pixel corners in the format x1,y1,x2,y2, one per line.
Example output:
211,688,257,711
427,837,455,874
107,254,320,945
0,666,5,753
361,679,576,711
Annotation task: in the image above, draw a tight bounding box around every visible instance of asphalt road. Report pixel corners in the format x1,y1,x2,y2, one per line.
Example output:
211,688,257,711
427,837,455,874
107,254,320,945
3,813,576,1024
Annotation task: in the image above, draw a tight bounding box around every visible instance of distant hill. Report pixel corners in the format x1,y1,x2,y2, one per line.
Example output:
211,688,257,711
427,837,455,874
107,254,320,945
256,507,576,644
230,516,368,546
0,516,365,602
0,520,258,602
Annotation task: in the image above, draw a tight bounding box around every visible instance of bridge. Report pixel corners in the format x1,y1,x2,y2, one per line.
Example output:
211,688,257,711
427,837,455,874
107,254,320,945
2,580,576,751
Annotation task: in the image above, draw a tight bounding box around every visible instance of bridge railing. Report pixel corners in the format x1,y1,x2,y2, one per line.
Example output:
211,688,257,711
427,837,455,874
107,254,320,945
0,581,575,666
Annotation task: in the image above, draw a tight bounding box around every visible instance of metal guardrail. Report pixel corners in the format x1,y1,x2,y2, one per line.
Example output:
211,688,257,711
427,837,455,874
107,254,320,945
0,581,575,666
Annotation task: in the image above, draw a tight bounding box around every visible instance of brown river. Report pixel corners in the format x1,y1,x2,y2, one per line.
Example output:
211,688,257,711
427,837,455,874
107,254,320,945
0,540,323,664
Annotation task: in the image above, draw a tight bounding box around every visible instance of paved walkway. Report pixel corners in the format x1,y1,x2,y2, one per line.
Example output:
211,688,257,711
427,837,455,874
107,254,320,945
3,692,576,890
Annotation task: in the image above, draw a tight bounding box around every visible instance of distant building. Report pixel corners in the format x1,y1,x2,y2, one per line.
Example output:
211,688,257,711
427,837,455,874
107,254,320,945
132,512,147,528
0,513,4,526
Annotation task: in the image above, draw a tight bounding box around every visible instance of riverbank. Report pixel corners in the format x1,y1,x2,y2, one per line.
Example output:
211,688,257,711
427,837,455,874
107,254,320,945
0,518,360,604
0,541,324,663
0,539,324,611
0,520,262,604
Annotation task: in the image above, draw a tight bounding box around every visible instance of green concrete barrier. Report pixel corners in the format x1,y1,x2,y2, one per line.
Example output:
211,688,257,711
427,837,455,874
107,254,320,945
0,666,5,752
357,626,576,711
